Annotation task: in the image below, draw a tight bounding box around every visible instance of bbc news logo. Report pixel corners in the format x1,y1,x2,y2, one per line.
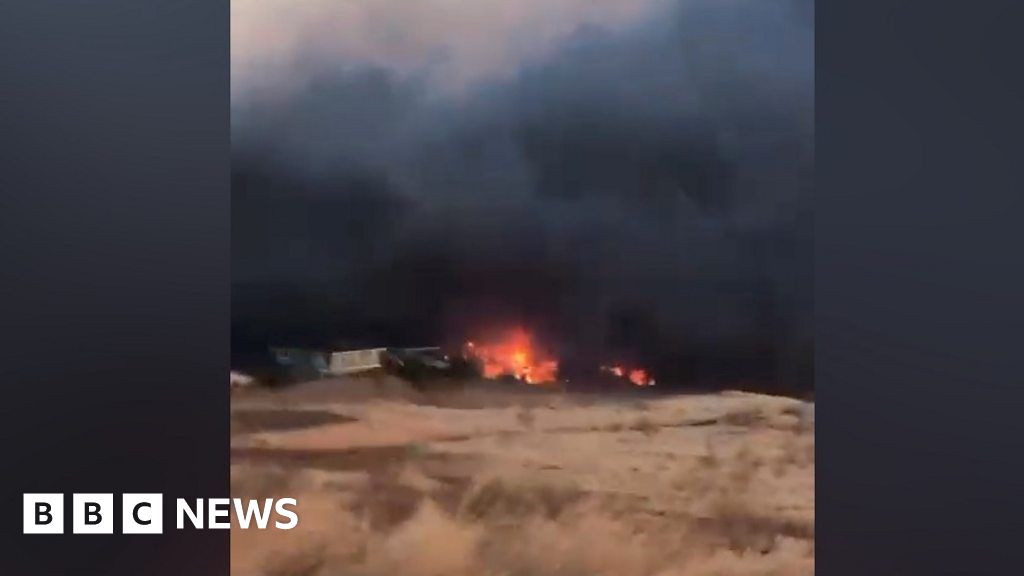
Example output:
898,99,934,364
23,494,298,534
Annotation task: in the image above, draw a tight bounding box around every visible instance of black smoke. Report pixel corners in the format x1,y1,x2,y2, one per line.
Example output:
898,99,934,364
232,0,814,392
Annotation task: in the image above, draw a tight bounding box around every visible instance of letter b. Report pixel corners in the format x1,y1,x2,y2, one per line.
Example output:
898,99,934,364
38,503,52,525
73,494,113,534
23,494,63,534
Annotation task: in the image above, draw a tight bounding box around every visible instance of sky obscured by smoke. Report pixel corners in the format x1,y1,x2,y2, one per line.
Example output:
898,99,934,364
232,0,814,390
232,0,675,98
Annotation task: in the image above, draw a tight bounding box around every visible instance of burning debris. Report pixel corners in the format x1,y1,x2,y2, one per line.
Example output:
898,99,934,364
256,328,656,390
600,365,656,387
461,329,559,385
458,327,656,388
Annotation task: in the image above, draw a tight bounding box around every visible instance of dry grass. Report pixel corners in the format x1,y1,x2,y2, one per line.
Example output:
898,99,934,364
630,415,661,436
231,378,814,576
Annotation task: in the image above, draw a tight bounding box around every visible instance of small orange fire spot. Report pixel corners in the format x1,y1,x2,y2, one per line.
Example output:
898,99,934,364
602,364,654,386
628,369,649,386
463,328,558,384
600,365,626,378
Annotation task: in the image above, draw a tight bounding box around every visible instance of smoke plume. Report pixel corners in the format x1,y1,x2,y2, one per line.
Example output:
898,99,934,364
232,0,814,391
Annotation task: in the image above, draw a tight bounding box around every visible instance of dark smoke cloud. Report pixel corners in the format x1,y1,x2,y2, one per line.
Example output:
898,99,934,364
232,0,814,391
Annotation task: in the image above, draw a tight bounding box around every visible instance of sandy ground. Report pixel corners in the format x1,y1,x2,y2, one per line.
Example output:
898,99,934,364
231,376,814,576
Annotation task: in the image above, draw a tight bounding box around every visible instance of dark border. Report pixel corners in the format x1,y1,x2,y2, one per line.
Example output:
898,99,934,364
818,0,1024,573
3,0,1024,573
0,2,229,574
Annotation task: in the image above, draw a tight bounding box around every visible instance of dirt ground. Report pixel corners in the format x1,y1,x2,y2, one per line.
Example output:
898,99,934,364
230,376,814,576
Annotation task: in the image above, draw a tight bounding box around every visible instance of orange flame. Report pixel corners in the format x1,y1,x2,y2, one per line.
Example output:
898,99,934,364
463,328,558,384
601,365,625,377
628,369,649,386
601,364,655,386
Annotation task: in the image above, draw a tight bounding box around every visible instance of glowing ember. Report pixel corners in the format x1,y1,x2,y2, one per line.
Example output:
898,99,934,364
601,365,626,378
601,364,655,386
463,329,558,384
628,369,650,386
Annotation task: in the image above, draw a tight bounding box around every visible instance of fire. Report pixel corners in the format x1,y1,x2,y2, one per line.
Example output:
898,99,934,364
601,364,655,386
629,369,650,386
602,365,625,377
463,328,558,384
463,332,653,387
